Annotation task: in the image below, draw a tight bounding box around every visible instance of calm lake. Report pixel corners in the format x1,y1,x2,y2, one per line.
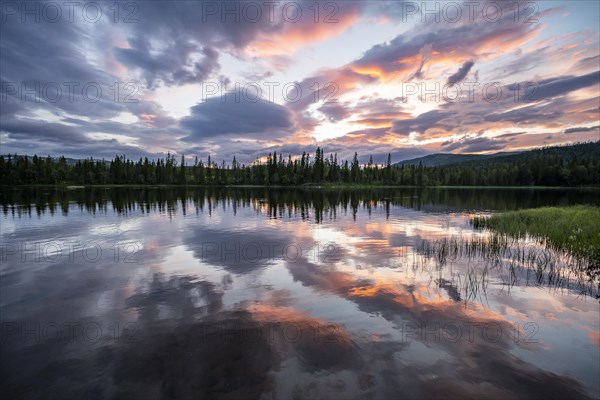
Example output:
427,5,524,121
1,187,599,399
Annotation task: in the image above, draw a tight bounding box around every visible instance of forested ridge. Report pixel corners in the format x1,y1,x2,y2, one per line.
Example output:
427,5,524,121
1,141,598,187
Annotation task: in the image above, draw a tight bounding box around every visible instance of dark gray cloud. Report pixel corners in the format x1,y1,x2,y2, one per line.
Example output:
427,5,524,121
391,110,453,136
564,125,600,134
115,41,220,88
489,47,550,80
484,104,564,124
318,102,352,122
0,119,88,144
442,136,508,153
496,131,526,139
447,61,474,85
181,92,295,140
351,96,407,120
533,71,600,100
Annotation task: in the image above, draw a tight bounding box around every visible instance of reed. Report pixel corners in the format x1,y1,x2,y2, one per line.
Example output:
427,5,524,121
416,235,598,299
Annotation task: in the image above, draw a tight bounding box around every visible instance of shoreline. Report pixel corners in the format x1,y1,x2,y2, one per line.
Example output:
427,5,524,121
2,184,599,190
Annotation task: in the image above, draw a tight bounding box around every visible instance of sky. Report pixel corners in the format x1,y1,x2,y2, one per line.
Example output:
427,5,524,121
1,0,599,164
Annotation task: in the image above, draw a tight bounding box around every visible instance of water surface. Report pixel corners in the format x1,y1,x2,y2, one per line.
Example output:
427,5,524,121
1,187,599,399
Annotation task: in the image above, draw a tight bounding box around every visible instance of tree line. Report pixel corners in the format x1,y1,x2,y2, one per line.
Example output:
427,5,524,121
1,142,598,186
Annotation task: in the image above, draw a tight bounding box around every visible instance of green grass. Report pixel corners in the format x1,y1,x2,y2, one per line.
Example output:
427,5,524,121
472,206,600,268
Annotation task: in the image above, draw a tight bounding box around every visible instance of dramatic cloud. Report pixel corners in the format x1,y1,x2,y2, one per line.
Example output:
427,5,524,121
447,61,475,85
318,102,353,122
391,110,453,136
0,0,598,159
442,136,508,153
351,2,542,81
564,125,600,134
1,119,89,144
115,42,220,88
181,92,296,140
533,71,600,100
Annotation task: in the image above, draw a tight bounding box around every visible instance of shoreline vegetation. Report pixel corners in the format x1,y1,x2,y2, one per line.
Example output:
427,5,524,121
414,206,600,298
418,235,598,299
1,141,599,187
472,206,600,274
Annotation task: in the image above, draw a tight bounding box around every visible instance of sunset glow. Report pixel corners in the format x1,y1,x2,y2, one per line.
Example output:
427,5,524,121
2,1,598,163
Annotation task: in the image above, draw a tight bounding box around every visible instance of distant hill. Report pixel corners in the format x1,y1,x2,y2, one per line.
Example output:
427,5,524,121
395,151,520,167
454,141,600,168
388,141,599,186
396,141,600,167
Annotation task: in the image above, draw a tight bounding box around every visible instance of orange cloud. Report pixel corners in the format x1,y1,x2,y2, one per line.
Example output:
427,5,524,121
247,8,359,56
588,331,600,347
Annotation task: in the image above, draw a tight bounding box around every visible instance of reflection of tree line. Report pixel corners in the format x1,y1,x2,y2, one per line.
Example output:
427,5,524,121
2,187,599,220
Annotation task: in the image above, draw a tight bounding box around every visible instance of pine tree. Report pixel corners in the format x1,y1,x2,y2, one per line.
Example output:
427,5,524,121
179,154,186,184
